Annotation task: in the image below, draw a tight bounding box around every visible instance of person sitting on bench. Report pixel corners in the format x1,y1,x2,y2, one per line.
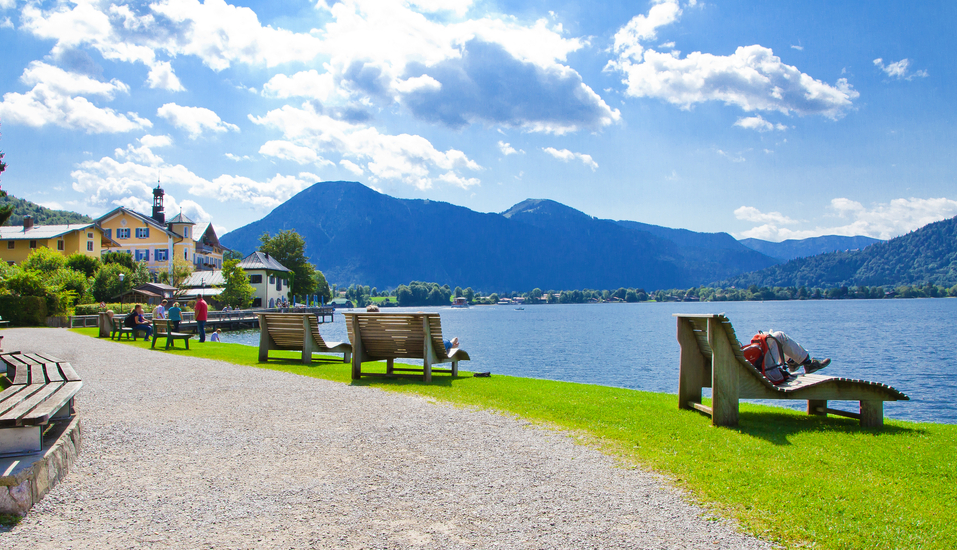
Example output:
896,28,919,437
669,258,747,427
131,304,153,340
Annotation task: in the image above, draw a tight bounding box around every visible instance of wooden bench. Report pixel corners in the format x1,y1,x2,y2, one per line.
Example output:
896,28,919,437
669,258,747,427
344,313,470,383
151,319,193,350
110,316,133,340
674,314,908,428
257,313,352,364
0,352,82,456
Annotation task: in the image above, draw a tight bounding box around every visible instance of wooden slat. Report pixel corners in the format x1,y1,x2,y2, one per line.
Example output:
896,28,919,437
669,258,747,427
17,381,82,426
689,402,713,415
0,383,63,427
0,385,41,415
57,362,81,382
44,363,64,383
6,356,31,385
29,364,47,385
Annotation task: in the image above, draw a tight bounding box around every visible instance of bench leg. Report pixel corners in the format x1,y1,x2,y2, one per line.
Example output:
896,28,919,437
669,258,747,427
343,350,351,363
386,358,394,375
0,426,42,456
860,400,884,428
807,399,827,416
451,360,458,377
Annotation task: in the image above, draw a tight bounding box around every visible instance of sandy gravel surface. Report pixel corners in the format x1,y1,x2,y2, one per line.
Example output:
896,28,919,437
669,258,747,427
0,328,769,549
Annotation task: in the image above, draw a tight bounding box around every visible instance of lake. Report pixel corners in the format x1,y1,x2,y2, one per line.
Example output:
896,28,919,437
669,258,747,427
226,299,957,424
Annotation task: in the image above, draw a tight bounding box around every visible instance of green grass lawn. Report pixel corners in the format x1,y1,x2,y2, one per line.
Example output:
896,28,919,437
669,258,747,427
72,327,956,549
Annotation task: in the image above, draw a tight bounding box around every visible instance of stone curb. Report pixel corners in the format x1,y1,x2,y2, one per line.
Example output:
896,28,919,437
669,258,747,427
0,416,82,516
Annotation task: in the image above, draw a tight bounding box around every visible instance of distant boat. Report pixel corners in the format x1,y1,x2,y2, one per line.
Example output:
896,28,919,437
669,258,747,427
451,297,469,308
514,307,525,310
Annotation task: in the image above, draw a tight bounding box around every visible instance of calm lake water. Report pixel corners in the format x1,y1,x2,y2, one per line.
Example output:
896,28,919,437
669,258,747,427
227,299,957,424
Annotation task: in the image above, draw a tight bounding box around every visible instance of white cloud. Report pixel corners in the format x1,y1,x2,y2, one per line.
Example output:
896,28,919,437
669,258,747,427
250,102,482,190
146,61,185,91
225,153,253,162
736,197,957,241
72,136,321,211
542,147,598,170
259,140,334,167
790,44,803,51
0,61,150,133
139,134,173,149
339,159,364,176
498,141,522,155
156,103,239,139
734,206,800,225
1,17,13,29
734,115,787,132
262,69,338,101
608,3,858,120
22,0,324,72
716,149,746,163
873,58,928,81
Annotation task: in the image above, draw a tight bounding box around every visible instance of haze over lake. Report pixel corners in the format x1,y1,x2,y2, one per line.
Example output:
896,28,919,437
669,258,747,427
230,299,957,424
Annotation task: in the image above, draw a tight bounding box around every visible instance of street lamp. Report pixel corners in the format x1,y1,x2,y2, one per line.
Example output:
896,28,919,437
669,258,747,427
118,272,125,305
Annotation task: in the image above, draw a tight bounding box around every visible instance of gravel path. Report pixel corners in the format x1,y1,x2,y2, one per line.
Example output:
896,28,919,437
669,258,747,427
0,329,769,549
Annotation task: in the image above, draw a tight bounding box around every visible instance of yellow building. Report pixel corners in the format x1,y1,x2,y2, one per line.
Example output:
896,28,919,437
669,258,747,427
0,216,110,265
95,185,227,275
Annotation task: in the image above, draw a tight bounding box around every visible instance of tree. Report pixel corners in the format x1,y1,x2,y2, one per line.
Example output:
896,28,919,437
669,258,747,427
259,230,316,296
464,287,474,303
312,270,332,304
223,249,244,261
103,251,135,270
66,253,101,278
22,246,67,272
0,136,12,226
91,263,132,302
220,259,254,308
157,258,193,291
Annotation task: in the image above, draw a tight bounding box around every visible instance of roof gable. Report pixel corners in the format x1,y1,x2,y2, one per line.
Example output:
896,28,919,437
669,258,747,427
238,251,292,272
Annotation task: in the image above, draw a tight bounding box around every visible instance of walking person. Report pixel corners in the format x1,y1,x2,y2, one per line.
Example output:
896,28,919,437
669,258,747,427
195,296,209,343
153,299,167,320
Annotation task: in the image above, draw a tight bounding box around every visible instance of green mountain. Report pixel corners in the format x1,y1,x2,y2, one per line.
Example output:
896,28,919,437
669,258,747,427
739,235,882,261
0,194,92,226
220,182,779,290
720,216,957,288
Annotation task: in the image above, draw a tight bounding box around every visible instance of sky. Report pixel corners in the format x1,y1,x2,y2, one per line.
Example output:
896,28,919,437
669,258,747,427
0,0,955,242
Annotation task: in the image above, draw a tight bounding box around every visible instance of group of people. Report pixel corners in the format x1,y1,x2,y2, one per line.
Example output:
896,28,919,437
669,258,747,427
124,296,220,343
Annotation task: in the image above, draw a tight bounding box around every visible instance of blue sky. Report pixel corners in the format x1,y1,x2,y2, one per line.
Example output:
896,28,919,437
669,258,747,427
0,0,954,241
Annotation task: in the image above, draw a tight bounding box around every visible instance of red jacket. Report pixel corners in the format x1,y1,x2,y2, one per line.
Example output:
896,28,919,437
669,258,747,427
195,299,208,321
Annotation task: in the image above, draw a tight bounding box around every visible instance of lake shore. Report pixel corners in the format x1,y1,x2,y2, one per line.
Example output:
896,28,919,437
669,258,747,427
0,328,770,549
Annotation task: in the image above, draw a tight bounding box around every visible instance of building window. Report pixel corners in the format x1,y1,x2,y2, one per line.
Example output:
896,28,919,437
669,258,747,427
136,249,149,261
6,241,13,249
117,228,130,239
269,275,275,284
57,240,65,251
156,249,169,261
87,241,94,252
276,278,282,291
184,227,190,239
136,227,150,238
87,232,94,238
30,240,37,249
104,228,112,240
249,274,263,284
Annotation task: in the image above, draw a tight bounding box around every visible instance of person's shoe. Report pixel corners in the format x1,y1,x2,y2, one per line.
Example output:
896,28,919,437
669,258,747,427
786,358,802,373
804,358,831,374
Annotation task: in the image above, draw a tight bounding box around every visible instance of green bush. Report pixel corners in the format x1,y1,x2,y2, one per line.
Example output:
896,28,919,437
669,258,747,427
0,295,48,326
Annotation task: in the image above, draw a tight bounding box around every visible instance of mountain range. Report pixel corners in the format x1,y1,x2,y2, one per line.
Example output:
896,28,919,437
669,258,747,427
721,215,957,289
738,235,882,261
220,181,782,291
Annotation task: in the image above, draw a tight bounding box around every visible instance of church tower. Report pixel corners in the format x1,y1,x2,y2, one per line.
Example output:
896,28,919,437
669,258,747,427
152,181,165,224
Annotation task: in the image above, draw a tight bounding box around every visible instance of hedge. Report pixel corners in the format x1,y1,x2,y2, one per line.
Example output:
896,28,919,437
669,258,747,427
74,302,194,316
0,295,49,326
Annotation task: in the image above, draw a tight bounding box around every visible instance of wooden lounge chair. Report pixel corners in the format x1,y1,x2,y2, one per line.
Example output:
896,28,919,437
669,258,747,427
343,312,470,383
674,313,908,428
257,313,352,364
151,319,192,350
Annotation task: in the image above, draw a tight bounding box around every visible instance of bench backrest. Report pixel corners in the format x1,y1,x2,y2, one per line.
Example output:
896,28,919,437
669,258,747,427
152,318,172,335
344,313,448,360
258,313,329,348
674,313,781,391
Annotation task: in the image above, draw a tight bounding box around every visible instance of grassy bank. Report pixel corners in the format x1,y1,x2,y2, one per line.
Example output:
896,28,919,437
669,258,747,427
71,328,955,549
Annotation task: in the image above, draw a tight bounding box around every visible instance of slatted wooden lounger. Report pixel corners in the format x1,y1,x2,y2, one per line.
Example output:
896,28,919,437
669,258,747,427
151,319,193,350
257,313,352,364
674,313,908,428
343,312,470,383
0,352,82,456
